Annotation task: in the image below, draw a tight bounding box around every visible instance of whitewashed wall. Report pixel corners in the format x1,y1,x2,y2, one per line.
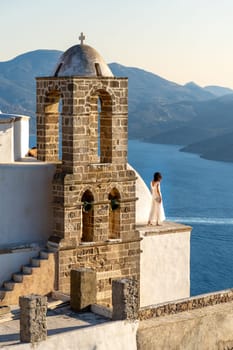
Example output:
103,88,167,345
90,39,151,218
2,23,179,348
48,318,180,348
140,229,191,306
0,115,30,162
0,121,14,162
10,320,139,350
0,162,55,246
14,117,30,160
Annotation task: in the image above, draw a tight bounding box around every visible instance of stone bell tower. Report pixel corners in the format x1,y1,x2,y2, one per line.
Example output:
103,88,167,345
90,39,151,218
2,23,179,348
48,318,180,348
36,34,140,305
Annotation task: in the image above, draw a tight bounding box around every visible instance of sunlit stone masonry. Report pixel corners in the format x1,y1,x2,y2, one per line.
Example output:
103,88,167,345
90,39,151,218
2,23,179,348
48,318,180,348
36,36,141,305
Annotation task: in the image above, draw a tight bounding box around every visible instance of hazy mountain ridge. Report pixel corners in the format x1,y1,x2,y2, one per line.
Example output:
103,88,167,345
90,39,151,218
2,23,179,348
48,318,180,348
0,50,62,118
181,131,233,162
1,50,233,162
204,85,233,97
146,94,233,145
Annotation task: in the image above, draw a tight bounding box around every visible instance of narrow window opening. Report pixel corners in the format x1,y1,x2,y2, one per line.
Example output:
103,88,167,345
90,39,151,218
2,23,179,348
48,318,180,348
95,63,102,77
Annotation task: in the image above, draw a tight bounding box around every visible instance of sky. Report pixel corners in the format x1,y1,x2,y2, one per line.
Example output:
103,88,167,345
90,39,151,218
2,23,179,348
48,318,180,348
1,0,233,88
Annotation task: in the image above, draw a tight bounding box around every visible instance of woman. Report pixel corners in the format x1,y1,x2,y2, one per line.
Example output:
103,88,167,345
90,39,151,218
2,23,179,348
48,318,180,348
148,172,165,226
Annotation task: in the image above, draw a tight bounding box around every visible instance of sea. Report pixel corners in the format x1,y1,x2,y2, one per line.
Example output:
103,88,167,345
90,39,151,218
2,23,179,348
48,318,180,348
128,140,233,296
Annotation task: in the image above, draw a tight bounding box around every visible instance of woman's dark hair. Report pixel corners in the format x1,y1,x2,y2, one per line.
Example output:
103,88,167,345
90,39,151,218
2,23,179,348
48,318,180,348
153,172,162,181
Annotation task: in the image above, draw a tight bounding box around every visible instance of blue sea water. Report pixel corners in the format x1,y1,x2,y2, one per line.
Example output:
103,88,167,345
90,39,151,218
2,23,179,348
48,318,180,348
128,140,233,296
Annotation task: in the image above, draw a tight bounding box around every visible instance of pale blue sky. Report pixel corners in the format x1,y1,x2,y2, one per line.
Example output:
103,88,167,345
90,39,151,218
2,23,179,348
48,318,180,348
1,0,233,88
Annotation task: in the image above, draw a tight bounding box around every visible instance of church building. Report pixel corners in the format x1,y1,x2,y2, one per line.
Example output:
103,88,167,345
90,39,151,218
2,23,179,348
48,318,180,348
0,34,191,308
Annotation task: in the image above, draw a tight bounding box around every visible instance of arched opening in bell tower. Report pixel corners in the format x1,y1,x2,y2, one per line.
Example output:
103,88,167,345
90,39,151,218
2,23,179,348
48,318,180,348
81,190,94,242
89,89,113,163
108,188,121,239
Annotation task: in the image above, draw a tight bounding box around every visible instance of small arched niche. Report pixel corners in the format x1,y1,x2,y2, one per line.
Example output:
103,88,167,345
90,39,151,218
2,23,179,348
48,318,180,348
89,89,113,163
108,188,121,239
81,190,94,242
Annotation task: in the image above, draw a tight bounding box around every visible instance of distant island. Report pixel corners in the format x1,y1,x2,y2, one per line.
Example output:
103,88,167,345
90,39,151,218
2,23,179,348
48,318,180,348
1,50,233,163
180,130,233,162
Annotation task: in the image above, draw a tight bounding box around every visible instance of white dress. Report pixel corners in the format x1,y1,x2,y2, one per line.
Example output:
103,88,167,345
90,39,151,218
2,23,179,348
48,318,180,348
148,181,165,224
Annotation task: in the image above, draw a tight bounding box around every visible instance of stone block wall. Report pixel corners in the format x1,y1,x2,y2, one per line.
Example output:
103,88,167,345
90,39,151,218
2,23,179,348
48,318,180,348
137,299,233,350
139,288,233,320
58,239,140,306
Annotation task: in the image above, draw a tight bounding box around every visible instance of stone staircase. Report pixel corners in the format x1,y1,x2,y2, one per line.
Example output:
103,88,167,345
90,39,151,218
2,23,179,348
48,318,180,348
0,250,55,306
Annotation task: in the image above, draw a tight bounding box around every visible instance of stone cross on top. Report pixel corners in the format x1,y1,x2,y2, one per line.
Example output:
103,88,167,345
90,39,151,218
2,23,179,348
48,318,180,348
79,32,86,45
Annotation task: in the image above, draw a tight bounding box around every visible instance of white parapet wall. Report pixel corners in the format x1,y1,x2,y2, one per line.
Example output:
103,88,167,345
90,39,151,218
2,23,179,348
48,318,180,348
14,116,30,160
0,118,14,162
5,320,139,350
139,222,191,307
0,114,30,162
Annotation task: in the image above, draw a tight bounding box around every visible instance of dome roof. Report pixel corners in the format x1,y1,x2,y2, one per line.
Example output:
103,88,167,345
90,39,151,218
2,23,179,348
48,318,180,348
53,44,113,77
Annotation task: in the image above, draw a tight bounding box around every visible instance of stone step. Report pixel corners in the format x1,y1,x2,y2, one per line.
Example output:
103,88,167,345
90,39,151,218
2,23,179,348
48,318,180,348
0,247,55,306
12,273,24,283
22,265,33,275
46,241,59,252
1,252,50,296
3,281,15,291
31,258,41,267
40,250,49,259
0,288,7,300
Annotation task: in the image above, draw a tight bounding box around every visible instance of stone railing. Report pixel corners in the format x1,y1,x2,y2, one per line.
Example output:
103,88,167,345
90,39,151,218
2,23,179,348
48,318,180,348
139,289,233,320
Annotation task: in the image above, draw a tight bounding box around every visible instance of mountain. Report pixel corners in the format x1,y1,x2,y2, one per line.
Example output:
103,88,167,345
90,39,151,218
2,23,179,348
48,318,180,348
1,50,233,162
144,94,233,145
110,63,217,139
180,131,233,162
0,50,62,129
184,82,215,100
110,64,215,103
204,85,233,97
